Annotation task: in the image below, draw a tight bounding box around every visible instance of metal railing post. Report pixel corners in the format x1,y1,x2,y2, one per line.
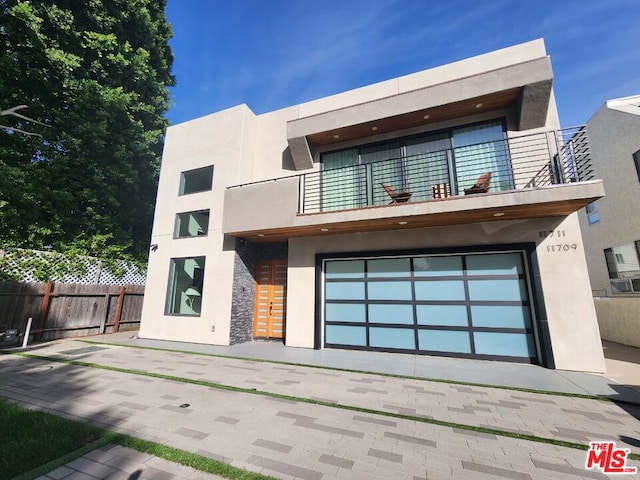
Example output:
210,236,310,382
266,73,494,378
546,131,563,184
366,163,374,206
298,174,304,214
446,149,458,195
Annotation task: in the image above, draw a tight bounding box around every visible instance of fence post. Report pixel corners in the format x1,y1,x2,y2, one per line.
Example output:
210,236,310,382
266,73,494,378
113,286,126,333
37,281,53,340
22,317,32,348
100,293,110,334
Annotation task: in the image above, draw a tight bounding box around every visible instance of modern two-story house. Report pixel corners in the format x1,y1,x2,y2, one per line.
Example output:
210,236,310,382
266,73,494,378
578,95,640,348
139,39,606,373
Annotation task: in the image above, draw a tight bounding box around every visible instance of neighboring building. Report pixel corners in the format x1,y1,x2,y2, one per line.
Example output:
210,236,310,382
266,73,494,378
578,95,640,348
140,39,606,372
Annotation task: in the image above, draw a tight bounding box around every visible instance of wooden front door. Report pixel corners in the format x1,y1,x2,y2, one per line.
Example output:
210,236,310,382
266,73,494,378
253,259,287,339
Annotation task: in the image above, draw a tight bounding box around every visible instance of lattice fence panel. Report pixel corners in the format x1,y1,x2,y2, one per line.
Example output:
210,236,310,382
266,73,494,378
0,248,146,285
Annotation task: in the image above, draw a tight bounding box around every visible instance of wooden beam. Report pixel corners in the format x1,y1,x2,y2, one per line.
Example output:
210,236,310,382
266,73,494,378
37,281,53,340
113,286,126,333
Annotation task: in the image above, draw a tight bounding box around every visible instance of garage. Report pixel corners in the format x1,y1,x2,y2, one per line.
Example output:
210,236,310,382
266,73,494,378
322,249,539,362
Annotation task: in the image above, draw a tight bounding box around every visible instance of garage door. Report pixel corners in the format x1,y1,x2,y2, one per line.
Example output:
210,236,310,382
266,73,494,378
323,252,538,362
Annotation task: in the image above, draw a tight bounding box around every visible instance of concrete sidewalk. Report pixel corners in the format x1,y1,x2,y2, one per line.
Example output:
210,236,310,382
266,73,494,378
1,334,639,479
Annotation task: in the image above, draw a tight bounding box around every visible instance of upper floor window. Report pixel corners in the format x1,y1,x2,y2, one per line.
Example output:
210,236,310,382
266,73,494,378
633,150,640,182
175,210,210,238
585,201,600,225
179,165,213,195
604,241,640,293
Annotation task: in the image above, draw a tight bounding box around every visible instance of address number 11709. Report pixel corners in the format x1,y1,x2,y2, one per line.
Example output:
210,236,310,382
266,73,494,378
547,244,578,253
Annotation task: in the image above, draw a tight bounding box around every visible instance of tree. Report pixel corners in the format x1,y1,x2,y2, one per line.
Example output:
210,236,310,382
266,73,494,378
0,0,174,263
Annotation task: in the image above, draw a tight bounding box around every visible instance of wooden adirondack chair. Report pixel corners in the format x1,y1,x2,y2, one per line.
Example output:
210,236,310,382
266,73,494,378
464,172,492,195
381,183,412,204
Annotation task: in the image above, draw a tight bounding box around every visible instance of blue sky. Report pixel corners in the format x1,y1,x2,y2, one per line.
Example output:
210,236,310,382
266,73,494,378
165,0,639,128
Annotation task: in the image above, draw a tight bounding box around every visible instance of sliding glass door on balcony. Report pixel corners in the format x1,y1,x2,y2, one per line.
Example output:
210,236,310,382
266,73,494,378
404,132,451,200
319,119,510,211
452,122,512,192
321,149,360,211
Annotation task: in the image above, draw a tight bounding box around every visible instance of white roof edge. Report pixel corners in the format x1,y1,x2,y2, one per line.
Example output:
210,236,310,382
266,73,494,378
289,38,548,119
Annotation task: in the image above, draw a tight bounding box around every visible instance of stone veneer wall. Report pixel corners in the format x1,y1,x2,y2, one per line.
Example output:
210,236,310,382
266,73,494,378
229,239,288,345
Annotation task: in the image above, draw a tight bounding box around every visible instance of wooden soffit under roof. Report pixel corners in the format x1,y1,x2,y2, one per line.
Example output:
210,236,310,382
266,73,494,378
305,88,522,147
286,57,554,169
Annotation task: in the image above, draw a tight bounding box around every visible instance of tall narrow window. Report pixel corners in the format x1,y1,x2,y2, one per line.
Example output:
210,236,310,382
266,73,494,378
179,165,214,195
166,256,206,315
585,202,600,225
175,210,210,238
633,150,640,182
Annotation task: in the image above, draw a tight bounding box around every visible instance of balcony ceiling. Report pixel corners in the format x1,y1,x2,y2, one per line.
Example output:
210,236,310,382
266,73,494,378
306,88,522,147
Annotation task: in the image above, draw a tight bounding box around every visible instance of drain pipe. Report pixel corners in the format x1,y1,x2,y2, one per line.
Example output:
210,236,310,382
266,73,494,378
22,317,32,348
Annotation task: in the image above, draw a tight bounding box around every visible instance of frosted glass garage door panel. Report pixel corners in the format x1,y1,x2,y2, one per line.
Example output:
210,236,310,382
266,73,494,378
369,304,414,324
474,332,535,357
368,282,412,300
368,258,411,277
466,253,523,275
413,256,463,276
325,325,366,346
326,303,366,323
325,260,365,279
416,305,468,326
468,279,526,301
418,330,471,353
325,282,365,300
471,305,531,328
414,280,466,300
370,328,415,349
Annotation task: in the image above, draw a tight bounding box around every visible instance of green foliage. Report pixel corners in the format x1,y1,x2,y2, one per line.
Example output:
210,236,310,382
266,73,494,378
2,397,276,480
0,0,174,263
0,245,146,283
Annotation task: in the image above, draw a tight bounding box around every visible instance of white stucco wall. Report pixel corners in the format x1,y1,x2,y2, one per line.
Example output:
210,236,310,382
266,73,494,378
287,213,605,373
579,102,640,295
577,98,640,347
140,105,257,344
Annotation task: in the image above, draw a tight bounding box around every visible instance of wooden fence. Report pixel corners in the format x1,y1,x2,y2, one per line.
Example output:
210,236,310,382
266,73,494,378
0,281,144,342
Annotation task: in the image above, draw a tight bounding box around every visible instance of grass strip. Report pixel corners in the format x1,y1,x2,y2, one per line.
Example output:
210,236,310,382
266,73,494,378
78,338,640,407
115,435,277,480
4,399,276,480
12,351,640,462
0,399,113,480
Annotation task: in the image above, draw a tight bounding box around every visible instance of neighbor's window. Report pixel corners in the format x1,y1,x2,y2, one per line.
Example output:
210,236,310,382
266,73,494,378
633,150,640,182
166,256,206,315
585,201,600,225
179,165,213,195
604,241,640,293
174,210,210,238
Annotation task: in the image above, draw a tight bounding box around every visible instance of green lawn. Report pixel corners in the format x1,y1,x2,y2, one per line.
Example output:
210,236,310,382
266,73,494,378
0,400,275,480
0,400,109,480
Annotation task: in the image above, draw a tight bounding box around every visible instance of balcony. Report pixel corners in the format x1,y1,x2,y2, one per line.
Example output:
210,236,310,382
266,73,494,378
223,127,604,242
